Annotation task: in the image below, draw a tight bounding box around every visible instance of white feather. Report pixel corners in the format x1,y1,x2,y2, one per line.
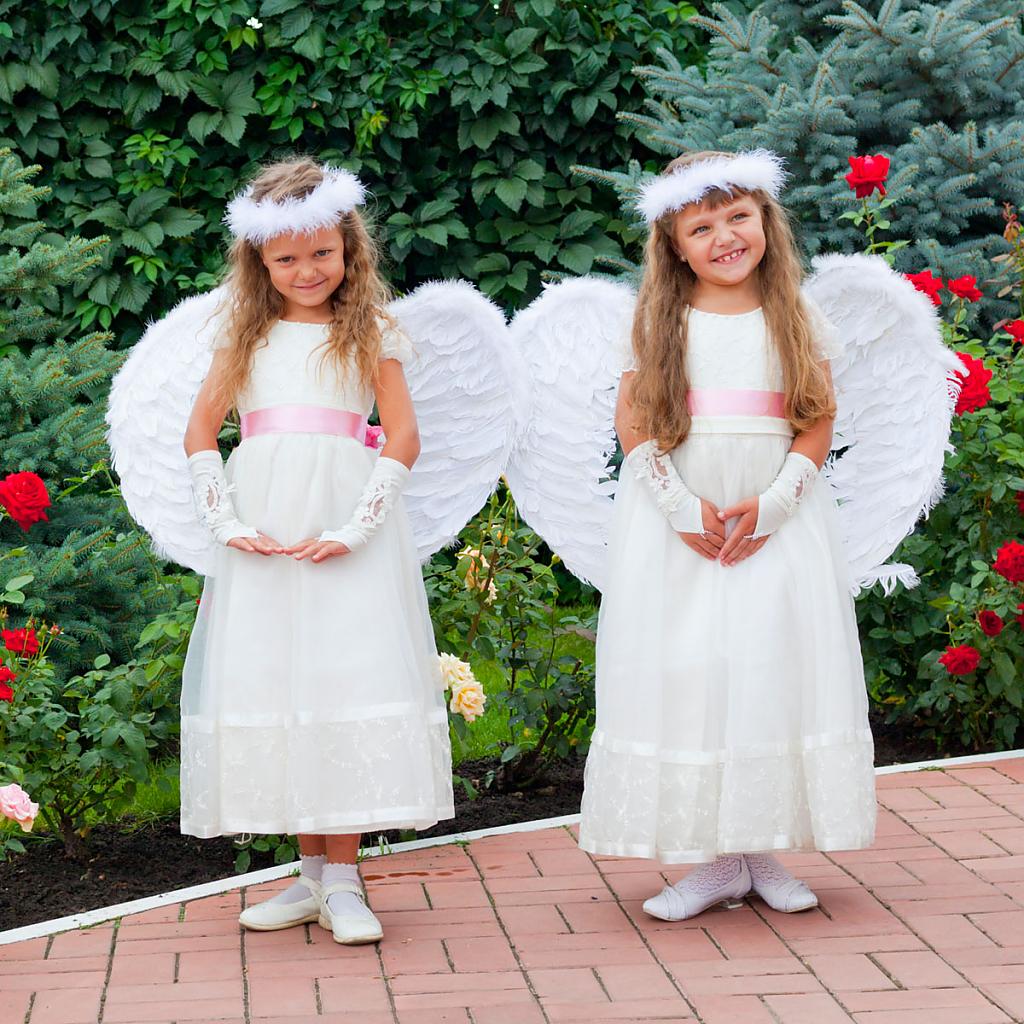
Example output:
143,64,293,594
392,280,520,560
106,288,226,576
505,277,636,589
638,149,788,224
224,168,366,244
806,253,962,595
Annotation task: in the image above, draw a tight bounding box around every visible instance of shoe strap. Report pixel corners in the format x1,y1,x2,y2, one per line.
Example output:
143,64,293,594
321,880,366,901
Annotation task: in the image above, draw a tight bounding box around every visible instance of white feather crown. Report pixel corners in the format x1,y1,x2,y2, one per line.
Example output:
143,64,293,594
637,149,788,225
224,167,366,245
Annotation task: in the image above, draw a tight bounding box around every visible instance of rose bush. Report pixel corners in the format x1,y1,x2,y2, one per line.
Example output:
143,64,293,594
859,197,1024,750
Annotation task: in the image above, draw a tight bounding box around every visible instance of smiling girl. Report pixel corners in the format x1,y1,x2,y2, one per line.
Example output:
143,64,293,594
180,158,453,945
577,150,876,920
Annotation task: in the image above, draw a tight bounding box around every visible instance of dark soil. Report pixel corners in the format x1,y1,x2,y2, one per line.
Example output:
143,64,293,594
0,715,991,932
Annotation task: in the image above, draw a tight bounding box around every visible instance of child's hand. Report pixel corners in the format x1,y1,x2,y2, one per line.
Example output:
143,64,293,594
227,532,285,556
716,497,769,566
285,537,352,563
677,498,726,560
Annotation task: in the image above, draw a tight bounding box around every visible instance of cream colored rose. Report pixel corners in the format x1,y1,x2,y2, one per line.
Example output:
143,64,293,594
459,546,491,594
438,652,475,692
450,679,487,723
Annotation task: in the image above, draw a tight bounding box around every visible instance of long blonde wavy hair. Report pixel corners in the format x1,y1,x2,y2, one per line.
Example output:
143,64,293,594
213,157,393,410
630,150,835,451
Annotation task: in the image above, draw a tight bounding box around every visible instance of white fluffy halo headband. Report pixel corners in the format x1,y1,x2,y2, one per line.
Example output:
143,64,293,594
224,167,367,245
637,149,788,225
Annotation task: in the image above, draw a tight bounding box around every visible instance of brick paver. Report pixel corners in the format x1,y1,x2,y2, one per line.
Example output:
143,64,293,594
3,758,1024,1023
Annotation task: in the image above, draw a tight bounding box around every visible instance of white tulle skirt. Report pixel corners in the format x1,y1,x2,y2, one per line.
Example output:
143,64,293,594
578,432,876,864
179,433,454,838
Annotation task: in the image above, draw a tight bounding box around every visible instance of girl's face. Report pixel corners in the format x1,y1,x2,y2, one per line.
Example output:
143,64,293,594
261,226,346,315
670,194,766,288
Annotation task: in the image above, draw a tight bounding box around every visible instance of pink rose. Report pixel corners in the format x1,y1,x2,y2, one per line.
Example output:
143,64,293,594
364,425,385,450
0,783,39,832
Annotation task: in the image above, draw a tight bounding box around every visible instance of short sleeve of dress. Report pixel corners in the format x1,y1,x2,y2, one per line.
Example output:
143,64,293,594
804,296,843,362
379,320,414,363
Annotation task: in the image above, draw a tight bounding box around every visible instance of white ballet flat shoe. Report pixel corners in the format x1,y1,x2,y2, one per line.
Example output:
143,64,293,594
239,875,322,931
318,880,384,945
642,857,751,922
745,855,818,913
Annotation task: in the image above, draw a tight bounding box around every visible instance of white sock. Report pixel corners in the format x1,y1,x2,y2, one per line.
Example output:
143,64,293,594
268,854,325,906
323,861,376,919
674,855,745,894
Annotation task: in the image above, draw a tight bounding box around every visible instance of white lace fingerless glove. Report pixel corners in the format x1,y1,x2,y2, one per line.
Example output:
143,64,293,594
751,452,818,539
625,440,705,535
319,456,410,552
187,450,259,546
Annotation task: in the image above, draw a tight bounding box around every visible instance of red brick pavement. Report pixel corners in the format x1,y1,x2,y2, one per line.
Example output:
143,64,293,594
3,758,1024,1023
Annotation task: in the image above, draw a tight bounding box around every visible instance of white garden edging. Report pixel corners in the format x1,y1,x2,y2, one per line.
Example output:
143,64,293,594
2,749,1021,947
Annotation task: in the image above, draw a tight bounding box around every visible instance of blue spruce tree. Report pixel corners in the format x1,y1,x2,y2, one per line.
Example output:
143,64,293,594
576,0,1024,316
0,149,169,670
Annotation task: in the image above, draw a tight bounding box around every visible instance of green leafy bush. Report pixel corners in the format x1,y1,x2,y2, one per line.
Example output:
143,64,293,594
425,488,597,788
0,0,706,339
861,213,1024,751
0,572,196,859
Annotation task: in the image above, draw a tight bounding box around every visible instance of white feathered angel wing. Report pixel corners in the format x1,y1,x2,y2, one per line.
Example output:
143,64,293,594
806,253,962,595
505,277,636,590
106,288,227,577
389,280,523,560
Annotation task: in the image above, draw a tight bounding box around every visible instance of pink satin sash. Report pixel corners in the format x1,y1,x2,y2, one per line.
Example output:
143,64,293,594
240,405,368,443
687,388,786,418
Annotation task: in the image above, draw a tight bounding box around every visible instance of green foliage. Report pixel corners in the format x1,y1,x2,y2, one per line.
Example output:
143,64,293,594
860,305,1024,752
425,488,597,787
0,574,194,859
0,150,169,671
0,0,707,339
574,0,1024,318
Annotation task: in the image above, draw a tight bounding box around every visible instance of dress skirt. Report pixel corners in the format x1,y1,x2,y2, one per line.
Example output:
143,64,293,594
578,431,877,863
179,431,455,838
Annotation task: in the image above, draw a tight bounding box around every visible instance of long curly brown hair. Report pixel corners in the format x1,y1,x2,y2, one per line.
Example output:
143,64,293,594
629,150,835,452
213,156,393,410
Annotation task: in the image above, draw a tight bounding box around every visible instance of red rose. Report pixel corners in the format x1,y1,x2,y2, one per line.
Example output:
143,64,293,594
994,541,1024,584
2,629,39,656
905,270,944,306
953,352,992,415
947,275,983,303
0,665,13,702
1005,320,1024,344
845,154,890,198
978,610,1004,637
0,472,50,532
939,644,980,675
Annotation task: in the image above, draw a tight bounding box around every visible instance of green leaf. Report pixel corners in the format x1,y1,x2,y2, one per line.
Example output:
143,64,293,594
571,93,599,123
281,7,314,39
994,651,1016,688
505,27,541,55
469,115,503,150
494,178,528,212
557,242,594,275
5,575,34,591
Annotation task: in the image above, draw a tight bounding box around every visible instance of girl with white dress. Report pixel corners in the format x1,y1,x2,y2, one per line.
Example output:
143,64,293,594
181,158,453,944
577,150,877,919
